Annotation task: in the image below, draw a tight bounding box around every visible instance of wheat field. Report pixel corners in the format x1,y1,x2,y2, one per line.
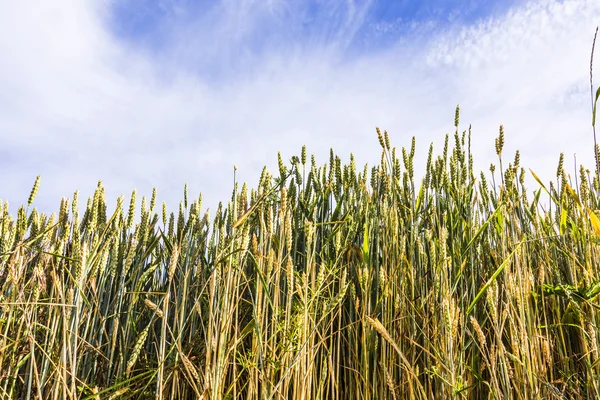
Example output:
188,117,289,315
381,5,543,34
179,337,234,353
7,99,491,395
1,107,600,399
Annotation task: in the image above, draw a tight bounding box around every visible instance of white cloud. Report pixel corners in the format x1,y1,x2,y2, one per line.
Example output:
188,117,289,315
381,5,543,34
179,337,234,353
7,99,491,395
1,0,599,218
425,0,599,179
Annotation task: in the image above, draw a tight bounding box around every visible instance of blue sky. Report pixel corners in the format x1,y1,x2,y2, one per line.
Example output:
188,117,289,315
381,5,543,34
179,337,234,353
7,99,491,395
110,0,514,47
107,0,518,79
0,0,599,216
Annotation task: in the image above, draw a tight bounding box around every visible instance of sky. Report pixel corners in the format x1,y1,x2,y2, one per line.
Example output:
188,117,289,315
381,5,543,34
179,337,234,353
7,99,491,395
1,0,599,218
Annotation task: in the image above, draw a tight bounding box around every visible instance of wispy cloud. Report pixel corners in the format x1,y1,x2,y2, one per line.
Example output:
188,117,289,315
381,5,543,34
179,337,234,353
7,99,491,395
1,0,599,216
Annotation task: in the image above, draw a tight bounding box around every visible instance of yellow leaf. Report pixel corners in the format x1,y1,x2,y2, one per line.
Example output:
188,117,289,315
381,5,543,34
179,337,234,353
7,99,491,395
587,207,600,236
560,207,567,235
565,183,582,208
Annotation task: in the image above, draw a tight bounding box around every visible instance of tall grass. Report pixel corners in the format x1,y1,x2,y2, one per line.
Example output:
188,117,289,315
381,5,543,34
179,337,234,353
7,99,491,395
1,107,600,399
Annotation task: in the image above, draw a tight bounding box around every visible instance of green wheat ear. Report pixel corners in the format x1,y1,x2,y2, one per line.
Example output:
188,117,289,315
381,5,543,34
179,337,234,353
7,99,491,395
495,125,505,157
27,175,40,208
454,104,460,128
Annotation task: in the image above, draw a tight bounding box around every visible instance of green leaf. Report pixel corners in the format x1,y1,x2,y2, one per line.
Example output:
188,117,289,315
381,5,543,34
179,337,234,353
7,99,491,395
529,169,546,190
467,243,521,315
495,209,504,236
415,183,424,213
530,168,559,204
584,281,600,300
593,86,600,126
362,222,370,264
462,202,503,258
